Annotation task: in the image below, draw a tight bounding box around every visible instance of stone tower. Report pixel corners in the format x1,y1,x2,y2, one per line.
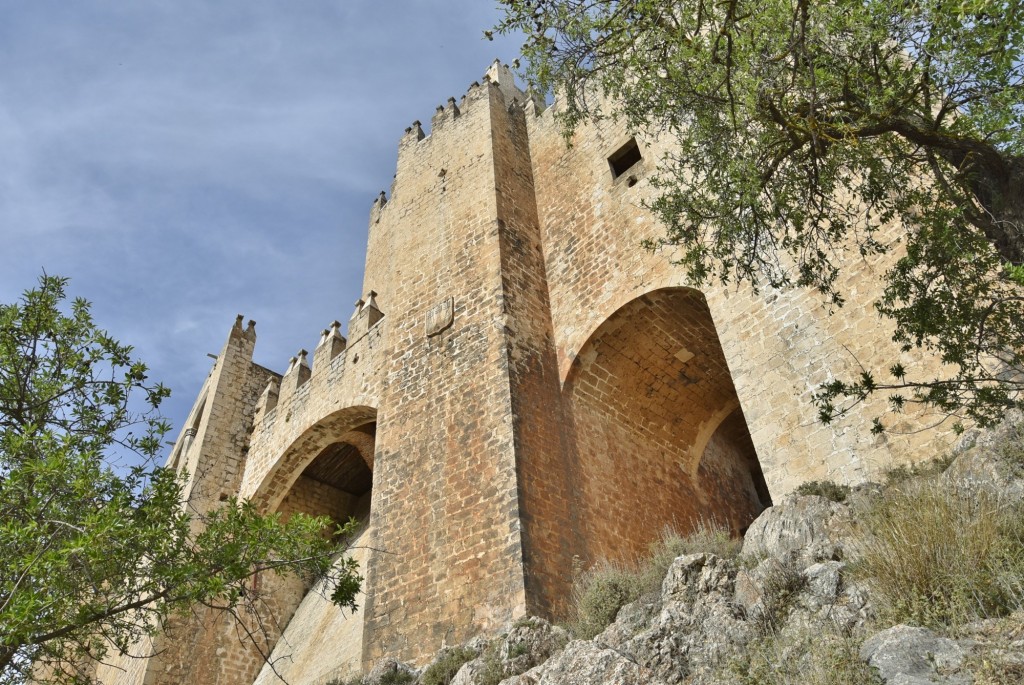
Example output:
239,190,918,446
97,62,956,685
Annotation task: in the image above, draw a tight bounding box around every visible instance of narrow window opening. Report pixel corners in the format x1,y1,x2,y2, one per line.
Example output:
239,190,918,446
608,138,642,179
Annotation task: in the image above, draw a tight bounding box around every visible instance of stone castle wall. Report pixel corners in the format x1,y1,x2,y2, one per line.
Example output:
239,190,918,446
99,61,958,685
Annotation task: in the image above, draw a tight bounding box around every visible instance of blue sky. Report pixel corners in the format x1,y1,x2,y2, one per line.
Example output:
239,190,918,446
0,1,522,448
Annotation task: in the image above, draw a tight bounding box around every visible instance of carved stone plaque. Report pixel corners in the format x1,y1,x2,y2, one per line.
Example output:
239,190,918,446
425,297,454,337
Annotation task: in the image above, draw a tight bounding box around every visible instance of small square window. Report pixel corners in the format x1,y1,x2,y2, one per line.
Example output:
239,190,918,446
608,138,642,179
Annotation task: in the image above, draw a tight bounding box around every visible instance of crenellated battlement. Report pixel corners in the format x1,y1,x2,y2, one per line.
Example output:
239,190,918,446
240,296,386,503
396,63,530,154
368,62,544,236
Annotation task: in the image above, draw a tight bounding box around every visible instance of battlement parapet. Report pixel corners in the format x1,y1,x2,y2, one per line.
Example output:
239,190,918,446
278,349,311,405
313,320,346,370
393,61,530,159
241,297,386,502
371,61,536,235
430,96,462,132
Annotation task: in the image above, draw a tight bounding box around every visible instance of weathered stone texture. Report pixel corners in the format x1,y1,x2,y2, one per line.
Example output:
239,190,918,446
252,525,376,685
101,61,966,685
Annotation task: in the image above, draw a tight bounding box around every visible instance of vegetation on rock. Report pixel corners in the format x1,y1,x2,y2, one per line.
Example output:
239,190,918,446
855,470,1024,627
729,625,882,685
794,479,852,503
420,647,478,685
565,521,739,638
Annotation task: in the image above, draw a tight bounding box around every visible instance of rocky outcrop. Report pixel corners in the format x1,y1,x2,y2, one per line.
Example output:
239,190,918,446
944,408,1024,503
860,625,968,685
740,494,850,563
353,412,1024,685
502,641,665,685
448,619,568,685
615,554,750,684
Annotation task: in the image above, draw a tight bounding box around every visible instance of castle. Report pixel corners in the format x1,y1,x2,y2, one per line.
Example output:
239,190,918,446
95,62,955,685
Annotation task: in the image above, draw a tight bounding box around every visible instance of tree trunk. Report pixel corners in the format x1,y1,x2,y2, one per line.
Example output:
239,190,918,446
973,155,1024,267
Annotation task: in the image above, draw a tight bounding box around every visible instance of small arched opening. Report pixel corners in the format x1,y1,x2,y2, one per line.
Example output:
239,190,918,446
564,287,770,564
276,422,376,536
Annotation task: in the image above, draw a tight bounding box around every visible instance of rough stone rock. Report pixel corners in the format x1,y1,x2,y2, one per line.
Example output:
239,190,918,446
944,410,1024,503
660,552,736,601
957,610,1024,679
595,598,659,649
365,657,417,685
787,562,873,635
741,495,850,563
501,640,667,685
450,659,488,685
499,618,569,671
621,554,750,684
802,561,844,606
734,556,792,620
451,618,569,685
859,625,968,684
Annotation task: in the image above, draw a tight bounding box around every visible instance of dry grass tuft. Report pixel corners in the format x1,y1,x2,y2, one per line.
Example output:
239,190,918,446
565,521,740,639
854,475,1024,628
725,624,881,685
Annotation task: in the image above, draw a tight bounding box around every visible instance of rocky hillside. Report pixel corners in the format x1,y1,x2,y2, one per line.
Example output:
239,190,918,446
339,413,1024,685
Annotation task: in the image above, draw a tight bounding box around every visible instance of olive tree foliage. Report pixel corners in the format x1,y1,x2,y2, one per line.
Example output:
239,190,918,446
495,0,1024,430
0,276,360,685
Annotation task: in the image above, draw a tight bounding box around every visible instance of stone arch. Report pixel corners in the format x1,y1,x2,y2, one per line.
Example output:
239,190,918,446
563,287,770,563
243,407,379,685
275,424,376,534
249,404,376,513
558,273,699,385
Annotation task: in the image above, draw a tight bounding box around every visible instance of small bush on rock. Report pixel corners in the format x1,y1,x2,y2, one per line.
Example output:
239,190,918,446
567,561,642,639
566,521,738,638
726,624,881,685
379,671,416,685
795,480,852,503
754,561,807,634
421,646,477,685
474,642,506,685
883,454,955,486
329,670,415,685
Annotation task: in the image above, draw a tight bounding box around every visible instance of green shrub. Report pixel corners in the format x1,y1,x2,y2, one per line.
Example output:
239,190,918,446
726,625,881,685
475,642,506,685
854,476,1024,628
795,480,851,503
566,560,643,639
883,454,955,486
511,616,541,630
565,521,739,639
329,670,414,685
379,670,416,685
421,646,477,685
